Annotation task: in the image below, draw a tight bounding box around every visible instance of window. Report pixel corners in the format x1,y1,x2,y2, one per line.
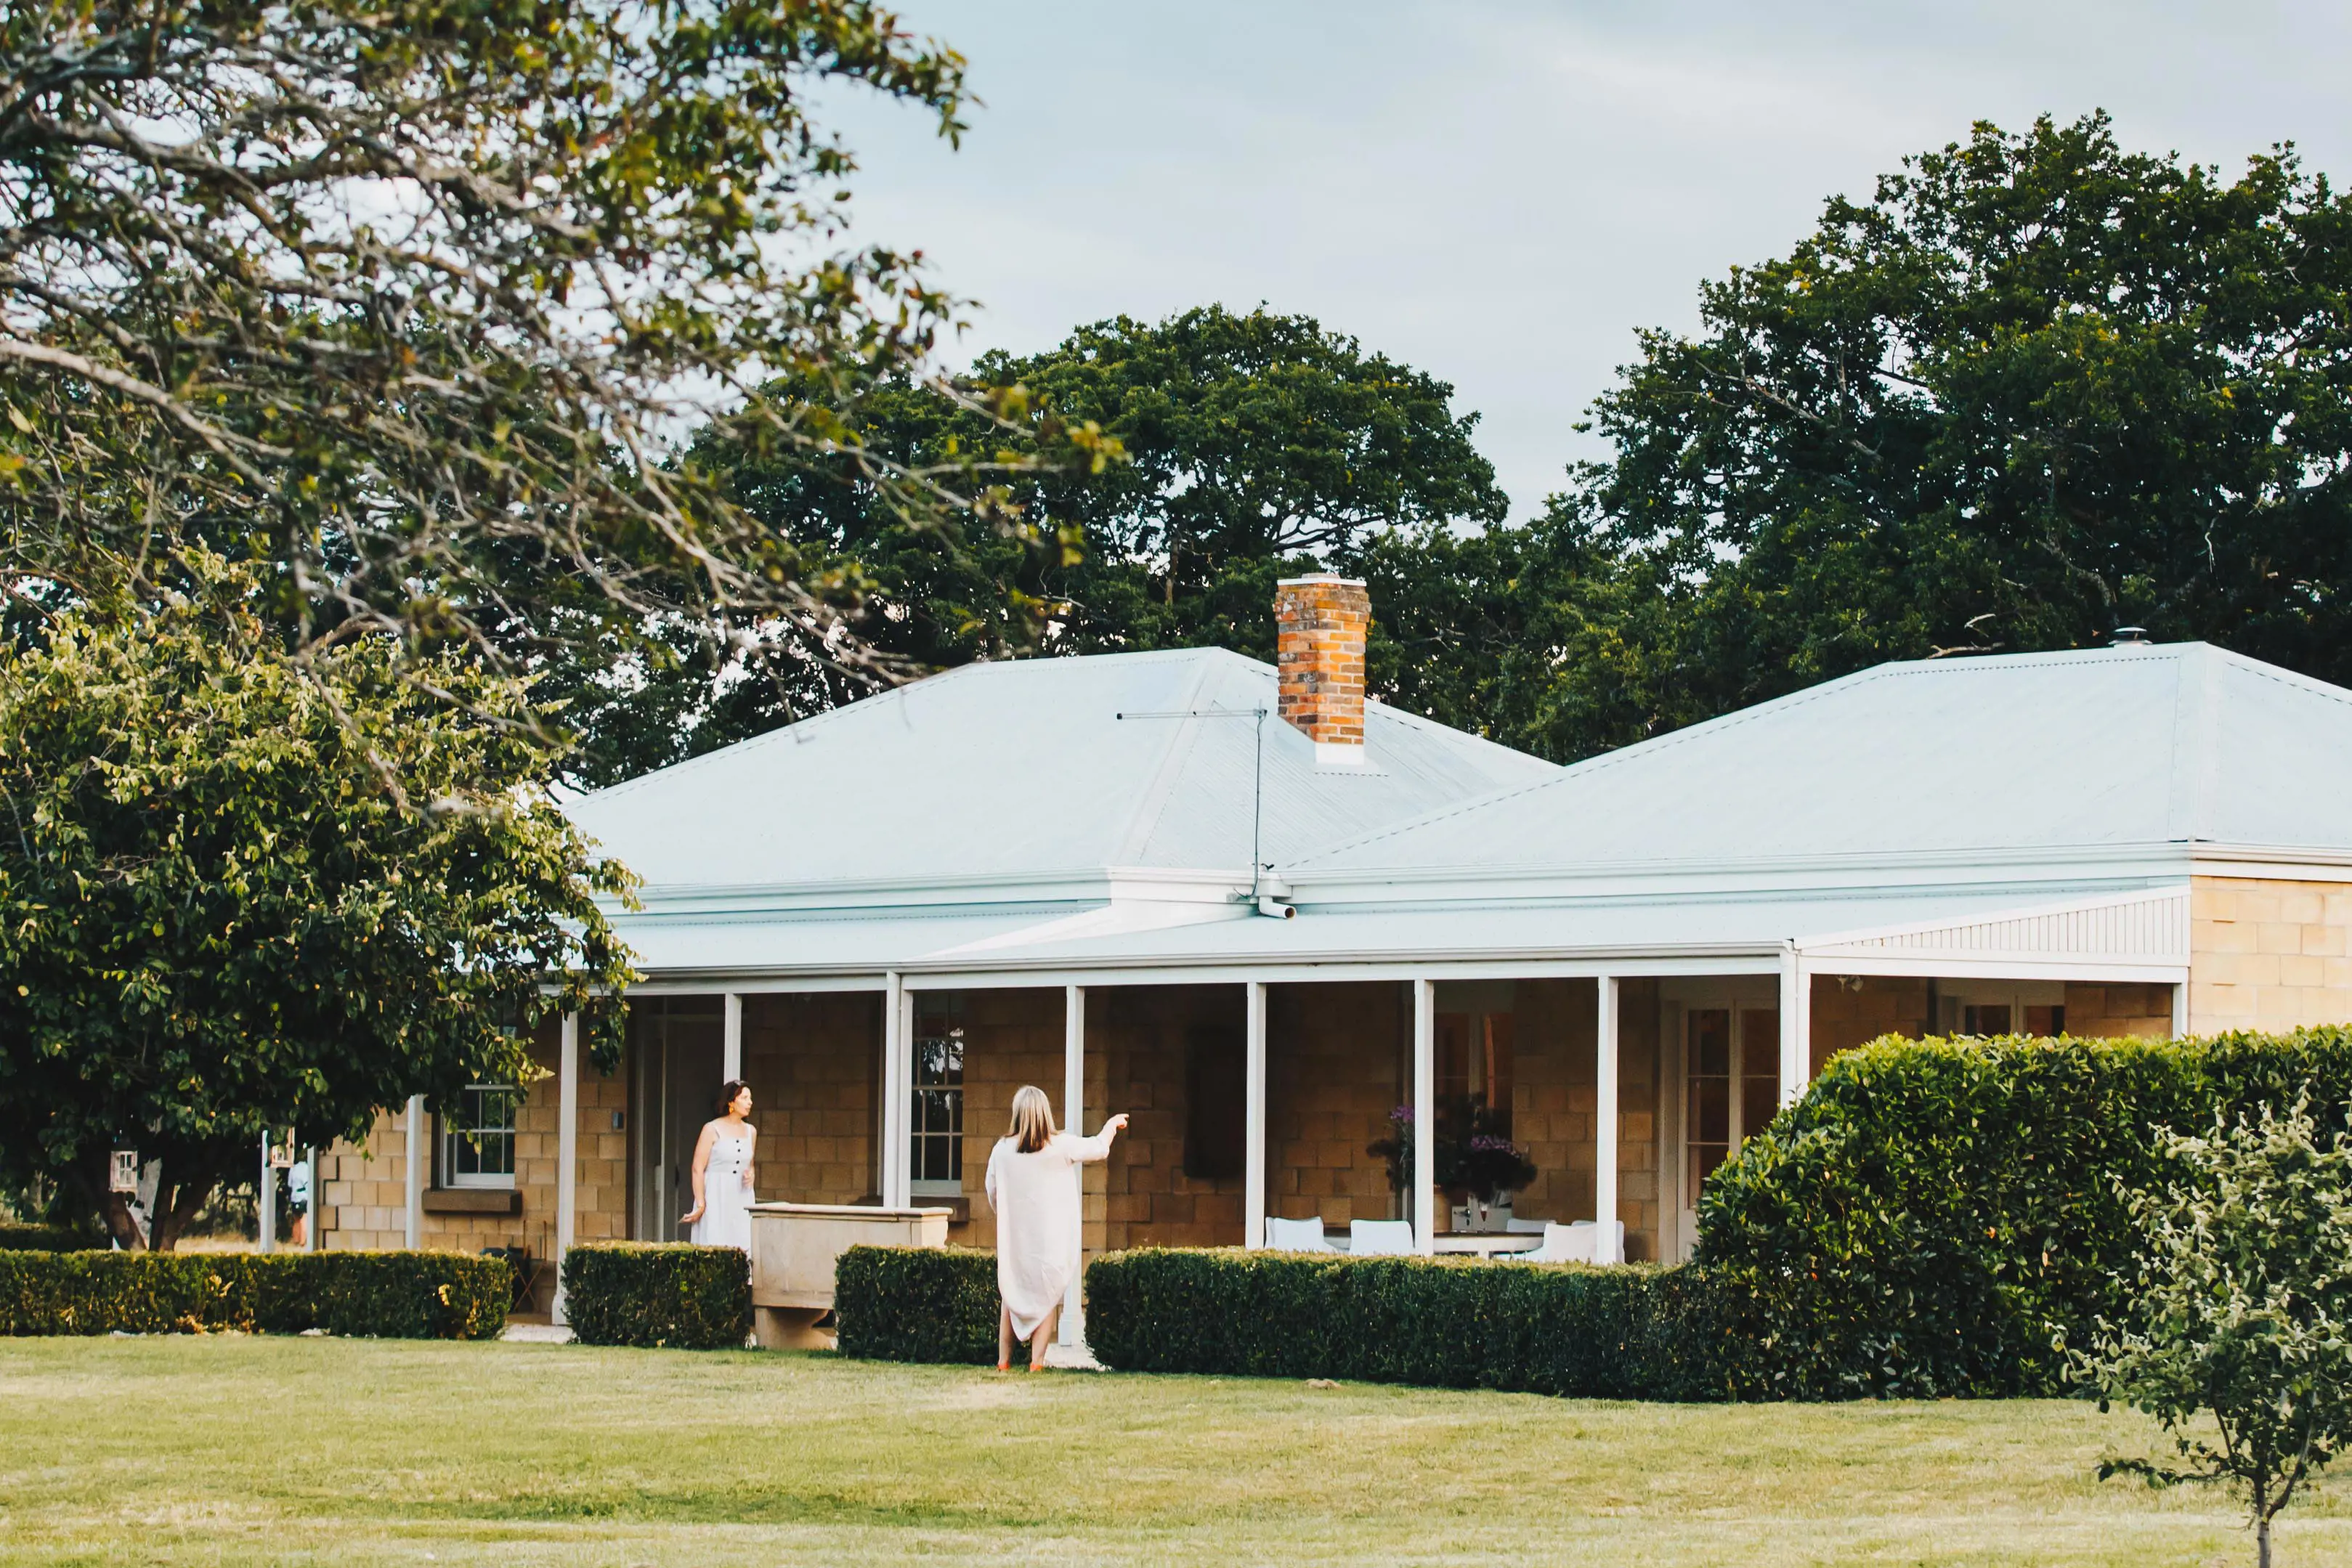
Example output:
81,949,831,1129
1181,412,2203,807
1184,1023,1244,1179
441,1085,518,1188
910,1002,964,1196
1686,1007,1780,1198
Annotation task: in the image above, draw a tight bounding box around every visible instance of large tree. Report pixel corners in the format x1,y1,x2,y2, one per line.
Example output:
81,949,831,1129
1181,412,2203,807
0,572,633,1248
1486,113,2352,763
0,0,1092,712
570,305,1507,784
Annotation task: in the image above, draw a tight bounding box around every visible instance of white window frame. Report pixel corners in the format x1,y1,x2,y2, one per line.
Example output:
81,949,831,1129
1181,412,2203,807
439,1084,519,1190
909,1004,965,1199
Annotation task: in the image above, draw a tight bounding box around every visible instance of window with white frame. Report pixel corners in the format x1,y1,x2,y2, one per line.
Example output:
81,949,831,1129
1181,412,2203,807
440,1084,519,1188
910,1000,964,1197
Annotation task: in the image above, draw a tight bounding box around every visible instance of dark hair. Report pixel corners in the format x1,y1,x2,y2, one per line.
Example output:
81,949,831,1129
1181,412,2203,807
717,1079,750,1115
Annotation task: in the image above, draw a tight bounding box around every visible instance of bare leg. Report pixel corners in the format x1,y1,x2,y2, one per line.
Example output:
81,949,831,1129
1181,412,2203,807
1029,1302,1060,1370
997,1303,1014,1371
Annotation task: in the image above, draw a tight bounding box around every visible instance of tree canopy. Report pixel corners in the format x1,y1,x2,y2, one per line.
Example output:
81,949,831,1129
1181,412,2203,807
1474,112,2352,761
569,304,1505,784
0,0,1092,704
0,574,633,1248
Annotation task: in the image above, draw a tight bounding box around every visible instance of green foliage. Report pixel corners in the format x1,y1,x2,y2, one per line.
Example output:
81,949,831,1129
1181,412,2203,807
2076,1097,2352,1568
0,582,633,1249
0,0,1043,706
605,306,1504,783
1083,1248,1738,1400
0,1250,508,1338
1498,112,2352,762
1695,1030,2352,1399
832,1244,998,1365
559,1243,752,1349
0,1223,89,1252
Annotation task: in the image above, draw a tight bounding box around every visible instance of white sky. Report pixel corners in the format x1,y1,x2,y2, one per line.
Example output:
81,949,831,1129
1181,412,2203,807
822,1,2352,519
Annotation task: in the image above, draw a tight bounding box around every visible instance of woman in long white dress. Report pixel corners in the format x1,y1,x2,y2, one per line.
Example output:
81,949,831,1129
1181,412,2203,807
984,1084,1127,1370
680,1080,758,1249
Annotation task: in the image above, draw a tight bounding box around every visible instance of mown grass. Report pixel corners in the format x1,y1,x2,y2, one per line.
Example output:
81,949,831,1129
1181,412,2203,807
0,1336,2345,1565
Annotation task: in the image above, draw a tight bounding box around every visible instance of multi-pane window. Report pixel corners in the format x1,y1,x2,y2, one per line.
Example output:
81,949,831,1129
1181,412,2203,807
441,1085,518,1188
1687,1007,1781,1198
910,1005,964,1194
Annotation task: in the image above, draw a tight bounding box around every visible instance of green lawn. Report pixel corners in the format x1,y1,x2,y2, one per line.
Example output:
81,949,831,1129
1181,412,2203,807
1,1338,2345,1566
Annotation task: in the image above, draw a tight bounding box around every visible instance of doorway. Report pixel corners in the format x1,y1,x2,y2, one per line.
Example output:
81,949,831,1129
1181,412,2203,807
1660,980,1780,1259
628,999,724,1241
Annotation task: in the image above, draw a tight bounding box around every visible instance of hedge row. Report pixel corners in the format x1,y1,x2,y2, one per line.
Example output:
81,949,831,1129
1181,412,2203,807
1082,1248,1737,1397
0,1250,509,1338
559,1243,750,1349
0,1223,92,1253
1695,1028,2352,1400
834,1244,998,1364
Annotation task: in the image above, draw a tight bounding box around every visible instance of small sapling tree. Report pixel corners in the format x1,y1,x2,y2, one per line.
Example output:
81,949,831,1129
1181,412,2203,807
2075,1095,2352,1568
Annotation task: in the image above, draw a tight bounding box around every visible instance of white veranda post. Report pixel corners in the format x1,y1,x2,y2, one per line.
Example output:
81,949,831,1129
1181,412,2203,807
1596,975,1620,1265
552,1012,580,1325
257,1132,277,1254
881,972,911,1209
1244,980,1268,1250
1779,948,1809,1107
402,1094,425,1250
1061,984,1086,1346
1412,978,1435,1256
722,992,743,1084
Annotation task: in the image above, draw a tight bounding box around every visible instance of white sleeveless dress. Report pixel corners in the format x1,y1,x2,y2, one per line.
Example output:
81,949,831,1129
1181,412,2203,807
692,1129,755,1249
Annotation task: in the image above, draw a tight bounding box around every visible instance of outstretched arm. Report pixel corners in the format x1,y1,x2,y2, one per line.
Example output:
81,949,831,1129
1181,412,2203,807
1071,1113,1130,1163
681,1121,715,1223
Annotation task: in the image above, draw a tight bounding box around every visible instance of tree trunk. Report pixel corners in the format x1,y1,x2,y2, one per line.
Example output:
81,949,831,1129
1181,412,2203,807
2258,1511,2271,1568
150,1169,215,1253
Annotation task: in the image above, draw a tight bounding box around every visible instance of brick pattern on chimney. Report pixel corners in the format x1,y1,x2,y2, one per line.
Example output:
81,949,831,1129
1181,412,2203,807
1276,574,1370,760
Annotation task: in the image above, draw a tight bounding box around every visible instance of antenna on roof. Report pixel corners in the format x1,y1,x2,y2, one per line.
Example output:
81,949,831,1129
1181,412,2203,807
1115,706,1275,912
2109,627,2151,647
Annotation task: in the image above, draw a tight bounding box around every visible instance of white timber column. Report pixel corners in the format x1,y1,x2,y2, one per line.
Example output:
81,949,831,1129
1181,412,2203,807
304,1145,320,1254
1411,978,1436,1257
402,1094,426,1249
551,1012,580,1326
2173,980,2190,1039
1061,984,1087,1346
257,1132,277,1254
722,991,743,1083
881,972,911,1208
1596,975,1621,1265
1244,980,1268,1249
1778,947,1810,1107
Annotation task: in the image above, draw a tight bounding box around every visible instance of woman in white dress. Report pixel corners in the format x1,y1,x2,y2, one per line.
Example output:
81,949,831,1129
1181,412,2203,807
679,1080,757,1249
985,1084,1127,1370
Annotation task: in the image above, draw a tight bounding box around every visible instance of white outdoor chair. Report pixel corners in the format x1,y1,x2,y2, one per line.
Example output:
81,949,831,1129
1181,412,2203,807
1264,1216,1338,1252
1504,1216,1548,1234
1347,1219,1417,1256
1520,1219,1626,1264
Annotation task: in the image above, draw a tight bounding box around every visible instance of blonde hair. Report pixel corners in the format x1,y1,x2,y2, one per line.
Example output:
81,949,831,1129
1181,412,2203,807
1007,1085,1057,1153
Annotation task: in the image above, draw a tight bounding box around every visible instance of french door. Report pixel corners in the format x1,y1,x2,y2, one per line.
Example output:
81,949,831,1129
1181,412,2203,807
1675,1002,1779,1255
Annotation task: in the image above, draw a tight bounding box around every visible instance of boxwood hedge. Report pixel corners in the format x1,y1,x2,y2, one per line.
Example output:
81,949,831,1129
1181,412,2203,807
0,1250,509,1337
1084,1248,1738,1397
1695,1028,2352,1399
833,1244,998,1364
559,1243,750,1349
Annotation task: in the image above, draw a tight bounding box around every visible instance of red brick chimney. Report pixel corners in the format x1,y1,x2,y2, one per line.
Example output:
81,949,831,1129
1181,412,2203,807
1276,574,1370,768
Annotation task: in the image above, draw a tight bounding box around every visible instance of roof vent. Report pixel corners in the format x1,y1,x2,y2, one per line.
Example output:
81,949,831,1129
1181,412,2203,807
2110,627,2150,647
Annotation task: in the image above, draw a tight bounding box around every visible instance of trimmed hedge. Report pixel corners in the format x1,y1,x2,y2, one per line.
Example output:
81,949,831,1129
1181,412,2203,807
1696,1028,2352,1400
1084,1248,1737,1398
0,1222,92,1252
560,1243,750,1349
0,1250,509,1337
834,1245,997,1364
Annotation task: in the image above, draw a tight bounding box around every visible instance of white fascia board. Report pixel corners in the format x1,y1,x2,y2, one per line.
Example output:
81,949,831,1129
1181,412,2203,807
1809,954,2189,983
1281,843,2199,905
2189,848,2352,881
614,864,1250,919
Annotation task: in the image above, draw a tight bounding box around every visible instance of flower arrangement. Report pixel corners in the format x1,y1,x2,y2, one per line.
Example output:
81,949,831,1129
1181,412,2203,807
1368,1097,1538,1202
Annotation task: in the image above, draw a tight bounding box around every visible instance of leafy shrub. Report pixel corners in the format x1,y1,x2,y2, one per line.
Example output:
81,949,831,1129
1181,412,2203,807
833,1245,997,1364
1084,1248,1740,1399
1695,1029,2352,1399
0,1222,92,1252
560,1243,750,1349
0,1250,508,1337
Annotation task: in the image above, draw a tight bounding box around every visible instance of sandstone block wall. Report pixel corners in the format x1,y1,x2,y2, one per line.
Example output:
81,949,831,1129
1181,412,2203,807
2189,876,2352,1033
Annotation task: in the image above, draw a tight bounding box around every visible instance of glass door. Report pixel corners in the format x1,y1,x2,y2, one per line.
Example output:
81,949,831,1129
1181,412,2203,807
1684,1006,1783,1209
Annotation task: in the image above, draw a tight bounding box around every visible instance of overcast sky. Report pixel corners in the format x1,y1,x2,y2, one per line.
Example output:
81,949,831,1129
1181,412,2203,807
822,2,2352,519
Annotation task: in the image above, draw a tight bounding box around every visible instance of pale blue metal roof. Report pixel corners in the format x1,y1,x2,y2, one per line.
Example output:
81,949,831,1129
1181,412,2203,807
1289,643,2352,881
568,648,1560,894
